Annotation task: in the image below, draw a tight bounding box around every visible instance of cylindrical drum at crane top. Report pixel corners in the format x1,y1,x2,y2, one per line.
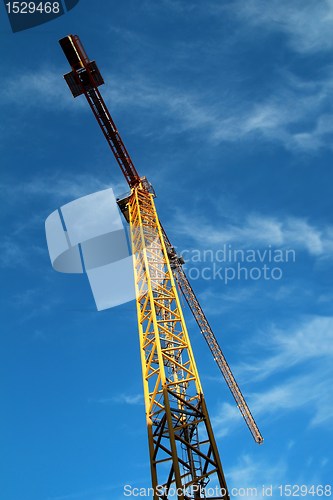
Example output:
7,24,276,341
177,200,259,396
59,34,89,71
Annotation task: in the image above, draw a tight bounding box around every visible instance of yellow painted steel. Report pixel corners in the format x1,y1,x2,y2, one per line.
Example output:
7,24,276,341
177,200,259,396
129,184,229,500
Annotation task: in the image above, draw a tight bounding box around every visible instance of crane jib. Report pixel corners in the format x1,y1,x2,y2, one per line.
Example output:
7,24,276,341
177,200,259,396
59,34,140,187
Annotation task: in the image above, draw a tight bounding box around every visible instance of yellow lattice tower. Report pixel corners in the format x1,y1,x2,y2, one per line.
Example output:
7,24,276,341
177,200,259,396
129,186,229,498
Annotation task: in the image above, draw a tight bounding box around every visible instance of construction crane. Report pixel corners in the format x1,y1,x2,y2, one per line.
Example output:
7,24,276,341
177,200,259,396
59,34,263,500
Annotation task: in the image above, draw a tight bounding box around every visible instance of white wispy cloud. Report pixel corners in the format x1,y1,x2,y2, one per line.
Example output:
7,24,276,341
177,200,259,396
254,370,333,428
110,67,333,151
0,69,70,108
174,211,333,258
91,393,143,406
225,448,328,497
103,66,333,152
2,59,332,152
231,0,333,54
213,315,333,438
0,173,126,270
0,173,124,205
239,316,333,380
0,68,77,110
112,393,143,405
0,2,331,155
227,454,288,496
0,233,46,269
0,237,27,268
214,367,333,438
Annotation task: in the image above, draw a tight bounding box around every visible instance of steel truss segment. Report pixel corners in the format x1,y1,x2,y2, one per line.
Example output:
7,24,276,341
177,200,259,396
172,262,263,445
129,186,229,500
83,87,140,187
160,225,263,445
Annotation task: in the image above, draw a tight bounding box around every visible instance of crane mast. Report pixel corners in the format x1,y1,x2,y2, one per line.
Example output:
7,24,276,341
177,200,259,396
129,186,228,497
59,34,263,498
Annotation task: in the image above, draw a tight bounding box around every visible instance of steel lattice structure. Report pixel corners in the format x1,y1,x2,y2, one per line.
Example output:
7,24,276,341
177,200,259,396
129,187,228,497
58,34,263,500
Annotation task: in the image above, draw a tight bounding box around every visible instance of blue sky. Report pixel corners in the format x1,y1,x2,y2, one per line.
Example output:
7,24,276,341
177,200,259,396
0,0,332,498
